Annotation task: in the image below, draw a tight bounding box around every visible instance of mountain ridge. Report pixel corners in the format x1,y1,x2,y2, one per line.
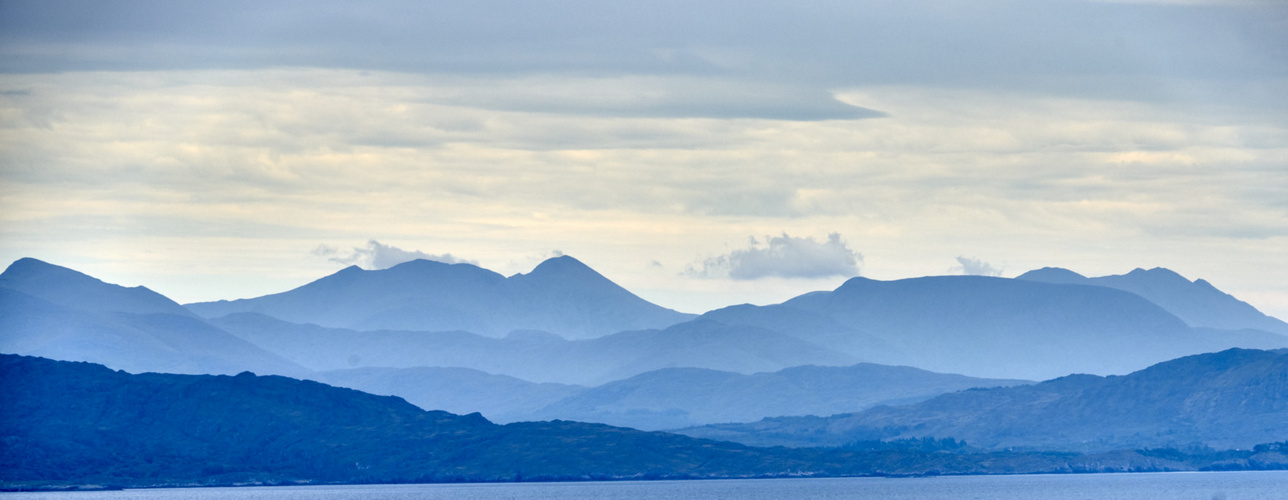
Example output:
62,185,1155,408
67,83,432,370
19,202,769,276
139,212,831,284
7,353,1286,489
185,256,694,339
675,348,1288,452
527,363,1028,431
1016,266,1288,335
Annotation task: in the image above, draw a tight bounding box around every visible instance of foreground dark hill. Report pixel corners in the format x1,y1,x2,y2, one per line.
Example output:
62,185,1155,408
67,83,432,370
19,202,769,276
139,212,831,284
0,259,305,377
0,353,817,484
7,355,1285,489
709,275,1288,380
212,313,854,386
678,349,1288,452
1017,267,1288,335
528,364,1028,431
186,256,694,339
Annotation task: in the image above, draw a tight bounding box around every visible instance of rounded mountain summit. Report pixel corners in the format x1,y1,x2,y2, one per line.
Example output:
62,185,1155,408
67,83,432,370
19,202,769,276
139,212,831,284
185,256,696,340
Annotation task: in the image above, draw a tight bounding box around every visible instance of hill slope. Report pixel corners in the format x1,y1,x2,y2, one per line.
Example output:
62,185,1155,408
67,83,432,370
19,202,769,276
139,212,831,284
312,366,587,423
211,313,854,386
529,364,1028,431
185,256,693,339
676,348,1288,452
0,260,305,377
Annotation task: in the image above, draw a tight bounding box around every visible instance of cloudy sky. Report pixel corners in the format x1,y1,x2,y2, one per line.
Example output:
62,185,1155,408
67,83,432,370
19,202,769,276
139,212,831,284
1,0,1285,318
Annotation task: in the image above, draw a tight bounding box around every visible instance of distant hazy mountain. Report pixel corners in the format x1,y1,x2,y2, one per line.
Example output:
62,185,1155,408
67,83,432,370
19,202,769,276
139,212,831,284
0,257,195,317
528,364,1028,431
312,366,587,423
699,304,904,365
0,259,305,376
712,275,1288,380
211,313,855,385
677,348,1288,452
1017,267,1288,335
186,256,694,339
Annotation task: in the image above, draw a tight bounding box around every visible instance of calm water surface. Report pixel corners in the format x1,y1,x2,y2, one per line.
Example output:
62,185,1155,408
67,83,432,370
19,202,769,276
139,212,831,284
6,471,1286,499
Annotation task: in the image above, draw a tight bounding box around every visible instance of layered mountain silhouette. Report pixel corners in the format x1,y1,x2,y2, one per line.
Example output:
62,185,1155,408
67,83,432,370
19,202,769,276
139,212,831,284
186,256,694,339
312,366,587,423
677,348,1288,452
211,313,855,386
0,354,814,484
0,259,305,377
704,275,1288,380
526,364,1027,431
6,255,1288,392
309,362,1024,429
9,354,1283,488
1017,267,1288,335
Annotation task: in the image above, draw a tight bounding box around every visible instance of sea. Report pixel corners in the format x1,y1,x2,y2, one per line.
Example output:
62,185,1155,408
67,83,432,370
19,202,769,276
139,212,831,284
5,471,1286,499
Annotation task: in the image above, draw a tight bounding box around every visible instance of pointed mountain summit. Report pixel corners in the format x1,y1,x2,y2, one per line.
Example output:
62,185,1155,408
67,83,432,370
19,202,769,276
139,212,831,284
0,258,194,317
186,256,695,339
1017,267,1288,335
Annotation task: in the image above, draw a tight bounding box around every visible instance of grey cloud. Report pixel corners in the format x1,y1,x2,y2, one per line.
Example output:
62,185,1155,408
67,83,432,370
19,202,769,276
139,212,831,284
3,0,1283,113
313,240,476,270
428,77,885,121
953,256,1003,277
687,233,862,280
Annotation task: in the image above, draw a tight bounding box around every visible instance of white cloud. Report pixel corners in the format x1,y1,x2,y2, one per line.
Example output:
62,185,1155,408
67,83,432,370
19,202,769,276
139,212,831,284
953,256,1004,277
687,233,862,280
313,240,476,270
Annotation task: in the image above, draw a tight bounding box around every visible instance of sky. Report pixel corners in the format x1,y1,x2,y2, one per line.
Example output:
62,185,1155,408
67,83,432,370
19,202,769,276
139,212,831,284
0,0,1286,318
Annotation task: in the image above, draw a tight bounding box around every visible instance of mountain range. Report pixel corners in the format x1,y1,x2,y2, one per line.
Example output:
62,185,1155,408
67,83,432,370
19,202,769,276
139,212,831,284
4,255,1288,488
210,312,855,386
311,362,1026,428
702,275,1288,380
677,348,1288,452
523,364,1026,430
6,354,1286,489
185,256,694,339
4,256,1288,421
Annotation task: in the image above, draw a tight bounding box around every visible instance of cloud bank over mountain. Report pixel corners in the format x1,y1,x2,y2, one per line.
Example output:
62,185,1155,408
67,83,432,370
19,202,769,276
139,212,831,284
313,240,476,270
954,257,1002,277
687,233,861,280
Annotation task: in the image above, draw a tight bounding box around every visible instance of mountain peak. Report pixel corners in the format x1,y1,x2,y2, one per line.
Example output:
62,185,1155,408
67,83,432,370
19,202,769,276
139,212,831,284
187,254,694,339
1014,267,1088,284
512,255,620,290
1124,267,1190,283
2,257,93,284
526,255,597,277
0,258,193,317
